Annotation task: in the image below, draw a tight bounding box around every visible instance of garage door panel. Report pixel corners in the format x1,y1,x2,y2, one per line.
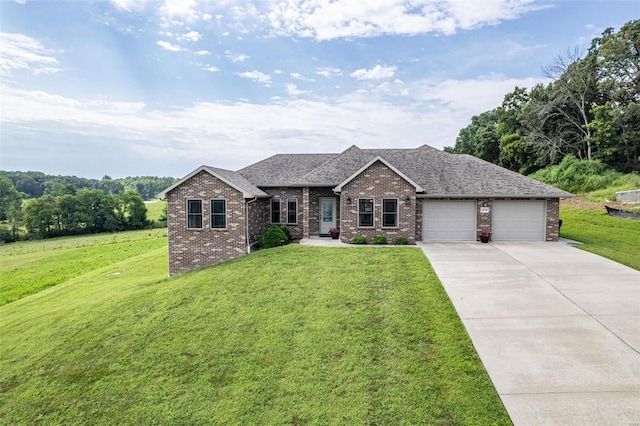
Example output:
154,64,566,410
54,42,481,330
492,201,545,241
423,200,476,241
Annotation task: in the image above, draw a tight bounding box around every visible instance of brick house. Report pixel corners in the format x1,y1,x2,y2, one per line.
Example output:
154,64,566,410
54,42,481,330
158,145,572,275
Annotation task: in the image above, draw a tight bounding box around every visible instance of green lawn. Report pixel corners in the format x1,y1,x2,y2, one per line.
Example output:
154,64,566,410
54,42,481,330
0,229,168,306
560,204,640,271
0,242,510,425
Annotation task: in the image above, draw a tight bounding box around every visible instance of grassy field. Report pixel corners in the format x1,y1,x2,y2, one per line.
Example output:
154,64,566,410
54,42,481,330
560,204,640,271
0,237,511,425
0,229,168,306
145,199,166,222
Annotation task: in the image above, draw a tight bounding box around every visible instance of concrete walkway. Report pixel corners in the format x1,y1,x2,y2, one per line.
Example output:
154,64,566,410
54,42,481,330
419,242,640,426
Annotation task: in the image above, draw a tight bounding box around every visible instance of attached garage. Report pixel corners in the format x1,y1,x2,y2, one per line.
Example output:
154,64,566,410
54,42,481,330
492,200,546,241
423,200,476,241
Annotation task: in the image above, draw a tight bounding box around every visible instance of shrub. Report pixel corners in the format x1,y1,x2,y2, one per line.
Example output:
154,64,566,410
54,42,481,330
529,155,623,194
372,235,388,245
280,226,292,242
259,225,289,249
350,235,367,245
394,237,409,245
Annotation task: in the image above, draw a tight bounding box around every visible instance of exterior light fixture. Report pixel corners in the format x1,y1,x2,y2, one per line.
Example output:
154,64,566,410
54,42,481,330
405,196,411,206
482,201,488,208
346,196,352,205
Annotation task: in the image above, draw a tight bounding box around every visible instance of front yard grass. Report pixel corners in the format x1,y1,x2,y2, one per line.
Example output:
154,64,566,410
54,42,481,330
0,244,510,425
560,204,640,271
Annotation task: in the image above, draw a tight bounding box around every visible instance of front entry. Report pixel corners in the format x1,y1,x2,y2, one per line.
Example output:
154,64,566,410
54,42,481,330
319,197,337,235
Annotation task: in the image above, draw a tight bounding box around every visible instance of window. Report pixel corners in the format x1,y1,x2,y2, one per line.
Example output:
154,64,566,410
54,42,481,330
271,198,281,223
187,199,203,229
211,199,226,229
358,199,374,227
287,198,298,224
382,198,398,227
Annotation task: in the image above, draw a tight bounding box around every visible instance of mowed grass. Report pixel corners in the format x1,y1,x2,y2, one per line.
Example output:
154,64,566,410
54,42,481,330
0,243,510,425
560,204,640,270
0,229,168,306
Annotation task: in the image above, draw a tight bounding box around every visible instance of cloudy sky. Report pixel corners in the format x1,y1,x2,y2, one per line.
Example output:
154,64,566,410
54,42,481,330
0,0,636,178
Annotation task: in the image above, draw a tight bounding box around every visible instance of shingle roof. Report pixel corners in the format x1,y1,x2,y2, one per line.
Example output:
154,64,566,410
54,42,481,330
156,165,269,199
239,144,573,198
238,153,337,186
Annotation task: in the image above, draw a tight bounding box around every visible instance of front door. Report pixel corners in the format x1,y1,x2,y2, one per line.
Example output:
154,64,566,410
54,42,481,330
319,197,337,235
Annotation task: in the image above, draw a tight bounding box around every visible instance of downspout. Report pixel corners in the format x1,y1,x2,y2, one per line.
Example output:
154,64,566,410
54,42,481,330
245,197,258,254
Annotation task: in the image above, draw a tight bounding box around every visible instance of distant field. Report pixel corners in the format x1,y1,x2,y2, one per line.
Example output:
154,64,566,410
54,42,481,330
0,241,510,425
145,199,166,222
560,203,640,271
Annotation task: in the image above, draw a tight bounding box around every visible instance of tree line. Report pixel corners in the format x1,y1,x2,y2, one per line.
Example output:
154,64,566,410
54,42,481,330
445,20,639,175
2,171,177,201
0,174,167,242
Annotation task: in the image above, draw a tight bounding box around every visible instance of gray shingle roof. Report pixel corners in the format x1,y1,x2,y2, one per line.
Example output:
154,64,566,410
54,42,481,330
239,144,573,198
157,165,269,199
238,153,337,186
204,166,270,198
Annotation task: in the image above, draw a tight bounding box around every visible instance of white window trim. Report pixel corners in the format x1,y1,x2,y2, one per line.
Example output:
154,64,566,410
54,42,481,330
270,197,281,224
210,198,227,230
357,198,375,228
186,198,204,229
286,198,298,224
382,198,399,228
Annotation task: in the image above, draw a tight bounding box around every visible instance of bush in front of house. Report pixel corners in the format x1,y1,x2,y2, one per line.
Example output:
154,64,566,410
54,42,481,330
372,235,388,245
259,225,289,249
394,237,409,245
280,226,293,242
350,235,367,245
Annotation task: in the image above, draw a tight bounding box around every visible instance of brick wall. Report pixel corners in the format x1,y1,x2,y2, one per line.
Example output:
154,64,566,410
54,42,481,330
247,198,269,246
339,161,416,244
261,187,305,239
166,170,246,275
546,198,560,241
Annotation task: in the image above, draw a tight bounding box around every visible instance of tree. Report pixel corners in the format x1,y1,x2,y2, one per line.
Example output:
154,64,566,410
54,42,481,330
120,190,148,230
23,197,56,238
445,109,500,163
0,174,23,221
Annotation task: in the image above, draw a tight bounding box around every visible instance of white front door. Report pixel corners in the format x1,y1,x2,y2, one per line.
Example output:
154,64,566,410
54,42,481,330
319,197,337,234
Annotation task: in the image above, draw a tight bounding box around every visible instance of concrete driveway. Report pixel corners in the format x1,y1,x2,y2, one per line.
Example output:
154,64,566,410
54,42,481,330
419,241,640,426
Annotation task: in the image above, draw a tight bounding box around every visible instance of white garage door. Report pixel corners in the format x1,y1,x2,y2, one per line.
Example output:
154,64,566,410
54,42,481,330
492,200,546,241
423,200,476,241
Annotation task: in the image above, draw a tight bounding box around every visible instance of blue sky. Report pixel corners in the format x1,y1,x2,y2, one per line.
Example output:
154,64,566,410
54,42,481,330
0,0,636,179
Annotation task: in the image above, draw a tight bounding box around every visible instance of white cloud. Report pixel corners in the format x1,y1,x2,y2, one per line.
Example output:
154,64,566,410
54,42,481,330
504,40,546,56
0,33,62,75
156,40,182,51
194,49,211,56
225,50,249,63
110,0,148,13
290,72,315,82
286,83,308,96
350,64,397,80
201,65,219,72
1,72,548,177
236,70,271,85
317,67,342,78
179,31,201,41
261,0,551,40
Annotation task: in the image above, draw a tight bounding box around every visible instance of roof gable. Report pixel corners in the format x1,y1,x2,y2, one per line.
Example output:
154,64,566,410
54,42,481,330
333,156,425,192
156,165,269,199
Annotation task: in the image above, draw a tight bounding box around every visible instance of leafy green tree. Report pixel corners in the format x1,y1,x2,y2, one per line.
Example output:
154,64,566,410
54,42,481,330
0,174,23,221
23,197,57,238
120,190,148,230
445,109,500,163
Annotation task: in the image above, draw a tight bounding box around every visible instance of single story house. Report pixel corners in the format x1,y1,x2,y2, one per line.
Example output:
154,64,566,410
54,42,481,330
158,144,572,275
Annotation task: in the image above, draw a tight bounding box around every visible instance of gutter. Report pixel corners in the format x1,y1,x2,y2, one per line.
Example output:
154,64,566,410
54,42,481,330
245,197,258,254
